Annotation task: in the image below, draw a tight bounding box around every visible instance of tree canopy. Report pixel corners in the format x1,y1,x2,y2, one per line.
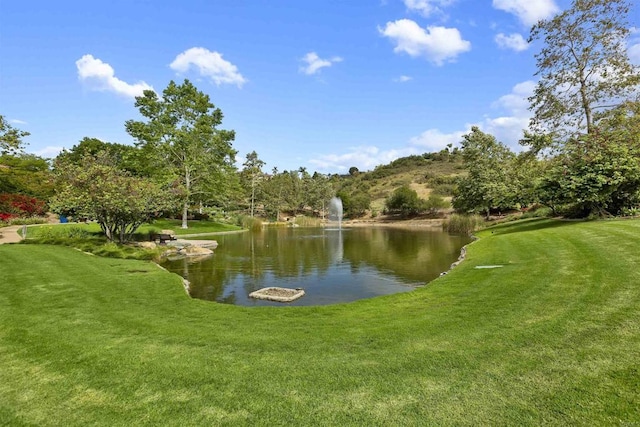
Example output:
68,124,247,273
125,79,237,228
51,152,172,243
528,0,640,143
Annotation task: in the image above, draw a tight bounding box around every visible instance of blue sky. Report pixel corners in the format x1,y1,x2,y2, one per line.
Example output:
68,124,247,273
2,0,639,173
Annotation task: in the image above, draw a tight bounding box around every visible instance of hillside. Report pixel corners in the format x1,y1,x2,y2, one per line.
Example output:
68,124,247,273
338,151,466,217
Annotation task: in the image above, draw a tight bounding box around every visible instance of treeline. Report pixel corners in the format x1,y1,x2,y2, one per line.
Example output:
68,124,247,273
452,0,640,219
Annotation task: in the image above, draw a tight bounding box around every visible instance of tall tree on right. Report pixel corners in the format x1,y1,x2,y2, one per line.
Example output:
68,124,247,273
528,0,639,146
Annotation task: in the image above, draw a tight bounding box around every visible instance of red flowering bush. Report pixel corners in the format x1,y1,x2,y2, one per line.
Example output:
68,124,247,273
0,193,47,218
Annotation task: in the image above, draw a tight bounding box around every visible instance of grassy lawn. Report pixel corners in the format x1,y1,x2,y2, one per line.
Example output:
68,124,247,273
1,218,639,425
24,218,242,239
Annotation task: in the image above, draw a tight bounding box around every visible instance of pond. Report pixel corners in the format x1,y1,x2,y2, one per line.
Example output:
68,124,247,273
159,227,472,306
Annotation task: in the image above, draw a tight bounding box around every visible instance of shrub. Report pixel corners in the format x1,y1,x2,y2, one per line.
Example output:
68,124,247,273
423,194,450,214
9,217,48,225
294,216,321,227
0,193,47,218
386,186,421,217
443,214,484,235
238,215,263,232
521,206,553,219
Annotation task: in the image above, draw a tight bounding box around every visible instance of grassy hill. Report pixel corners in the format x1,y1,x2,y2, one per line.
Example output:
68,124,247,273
339,152,466,217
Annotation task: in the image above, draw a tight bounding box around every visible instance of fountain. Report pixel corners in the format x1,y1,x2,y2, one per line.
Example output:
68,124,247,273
328,197,343,230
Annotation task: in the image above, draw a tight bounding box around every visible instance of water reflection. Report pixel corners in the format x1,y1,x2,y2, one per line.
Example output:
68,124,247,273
160,227,471,306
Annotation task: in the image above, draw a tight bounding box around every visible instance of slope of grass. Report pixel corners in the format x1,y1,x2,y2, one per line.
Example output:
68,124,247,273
24,219,242,239
1,219,639,425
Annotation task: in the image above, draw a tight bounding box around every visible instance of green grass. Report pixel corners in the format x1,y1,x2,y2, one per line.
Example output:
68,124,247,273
24,219,242,240
139,218,242,235
1,218,639,425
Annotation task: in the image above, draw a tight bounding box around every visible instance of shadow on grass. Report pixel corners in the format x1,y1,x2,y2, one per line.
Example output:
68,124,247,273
482,218,583,236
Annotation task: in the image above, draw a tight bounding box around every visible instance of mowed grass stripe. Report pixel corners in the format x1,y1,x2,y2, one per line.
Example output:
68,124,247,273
0,220,639,425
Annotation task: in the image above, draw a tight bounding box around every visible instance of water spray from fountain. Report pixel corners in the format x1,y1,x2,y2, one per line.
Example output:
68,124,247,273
328,197,343,230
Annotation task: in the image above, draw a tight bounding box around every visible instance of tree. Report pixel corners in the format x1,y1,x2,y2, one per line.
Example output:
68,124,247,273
528,0,640,143
125,80,237,229
308,172,335,219
56,137,145,176
51,152,172,243
241,151,265,217
453,127,516,219
0,154,54,200
538,101,640,216
0,115,29,155
386,185,421,217
262,167,286,221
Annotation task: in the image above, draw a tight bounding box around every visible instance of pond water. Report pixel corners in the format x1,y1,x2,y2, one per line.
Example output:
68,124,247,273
160,227,471,306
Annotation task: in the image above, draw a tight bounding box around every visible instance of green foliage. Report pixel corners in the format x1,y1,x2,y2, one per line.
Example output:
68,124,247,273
443,213,484,235
7,217,47,226
386,185,421,217
528,0,640,141
294,216,322,227
0,154,54,200
0,115,29,155
337,189,370,218
33,225,93,240
238,215,263,231
50,152,173,243
537,102,640,217
56,137,146,177
126,79,237,229
241,150,265,217
453,127,517,217
521,205,553,219
423,194,449,214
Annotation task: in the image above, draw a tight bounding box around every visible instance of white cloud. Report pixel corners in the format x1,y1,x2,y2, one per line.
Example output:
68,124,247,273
403,0,455,17
629,28,640,64
309,145,419,172
170,47,246,87
493,80,535,114
409,128,467,151
9,119,27,125
76,54,153,98
32,146,64,159
492,0,560,27
484,80,536,147
411,80,535,153
308,80,537,172
495,33,529,52
394,75,413,82
379,19,471,65
299,52,343,75
630,44,640,64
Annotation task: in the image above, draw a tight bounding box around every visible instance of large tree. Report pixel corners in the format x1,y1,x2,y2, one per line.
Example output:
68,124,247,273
125,80,237,229
51,152,171,243
453,127,516,219
528,0,640,143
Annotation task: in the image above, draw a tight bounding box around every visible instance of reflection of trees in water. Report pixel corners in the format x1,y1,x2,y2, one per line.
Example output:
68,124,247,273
180,255,237,303
162,227,470,302
342,228,467,283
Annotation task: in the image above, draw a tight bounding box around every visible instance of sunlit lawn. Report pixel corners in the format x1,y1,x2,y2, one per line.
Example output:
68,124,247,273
24,218,242,239
1,218,639,425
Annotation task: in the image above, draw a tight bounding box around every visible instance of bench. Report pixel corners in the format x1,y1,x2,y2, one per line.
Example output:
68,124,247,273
150,233,177,245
